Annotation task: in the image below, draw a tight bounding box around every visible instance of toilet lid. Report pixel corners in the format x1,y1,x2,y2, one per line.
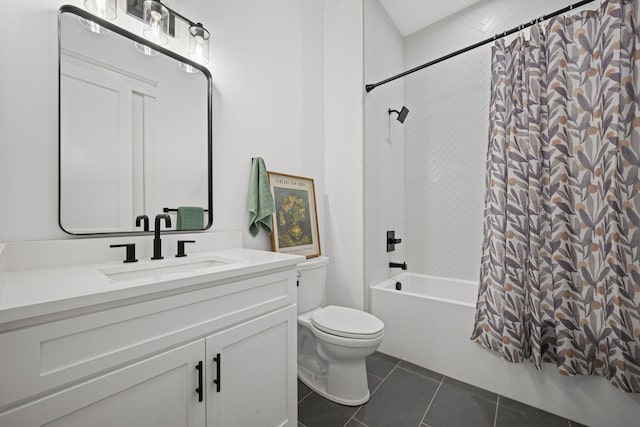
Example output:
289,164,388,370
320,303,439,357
311,306,384,339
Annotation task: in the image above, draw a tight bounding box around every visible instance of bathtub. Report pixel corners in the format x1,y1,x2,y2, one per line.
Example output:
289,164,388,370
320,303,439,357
371,273,640,427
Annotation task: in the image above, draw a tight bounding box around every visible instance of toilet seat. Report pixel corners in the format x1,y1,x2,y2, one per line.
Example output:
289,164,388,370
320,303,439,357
311,305,384,339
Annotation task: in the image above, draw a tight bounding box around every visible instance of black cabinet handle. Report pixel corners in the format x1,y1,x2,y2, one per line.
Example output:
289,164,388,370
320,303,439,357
195,361,203,402
213,353,221,392
109,244,137,263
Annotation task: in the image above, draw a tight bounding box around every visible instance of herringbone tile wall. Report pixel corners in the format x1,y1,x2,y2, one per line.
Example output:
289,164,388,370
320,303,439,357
402,0,589,280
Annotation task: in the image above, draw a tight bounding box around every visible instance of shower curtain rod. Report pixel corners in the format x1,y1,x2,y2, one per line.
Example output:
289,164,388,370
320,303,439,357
365,0,597,93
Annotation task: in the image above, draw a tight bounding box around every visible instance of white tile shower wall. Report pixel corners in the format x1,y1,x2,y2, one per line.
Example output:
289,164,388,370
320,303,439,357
403,0,592,281
363,0,406,309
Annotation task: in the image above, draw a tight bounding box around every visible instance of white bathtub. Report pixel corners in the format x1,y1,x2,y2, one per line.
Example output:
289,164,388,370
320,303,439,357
371,273,640,427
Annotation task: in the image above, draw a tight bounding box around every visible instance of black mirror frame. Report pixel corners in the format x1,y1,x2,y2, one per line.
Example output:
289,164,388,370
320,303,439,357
58,5,213,236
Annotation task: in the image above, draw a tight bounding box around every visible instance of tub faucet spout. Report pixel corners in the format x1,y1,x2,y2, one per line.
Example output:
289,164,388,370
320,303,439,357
389,262,407,270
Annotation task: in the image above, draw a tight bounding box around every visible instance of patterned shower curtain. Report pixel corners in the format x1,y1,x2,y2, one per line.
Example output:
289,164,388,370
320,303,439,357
471,0,640,392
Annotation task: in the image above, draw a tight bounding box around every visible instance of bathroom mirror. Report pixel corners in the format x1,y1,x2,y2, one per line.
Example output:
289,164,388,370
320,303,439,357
58,5,212,235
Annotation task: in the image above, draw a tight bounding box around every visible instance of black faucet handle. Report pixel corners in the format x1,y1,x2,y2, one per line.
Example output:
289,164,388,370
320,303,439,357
110,243,138,263
176,240,196,258
135,215,150,231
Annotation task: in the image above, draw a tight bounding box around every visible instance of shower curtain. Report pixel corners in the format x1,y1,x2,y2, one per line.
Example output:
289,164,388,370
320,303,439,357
471,0,640,392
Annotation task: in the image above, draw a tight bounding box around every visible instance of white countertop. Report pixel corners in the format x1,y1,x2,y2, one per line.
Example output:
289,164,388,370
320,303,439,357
0,247,303,326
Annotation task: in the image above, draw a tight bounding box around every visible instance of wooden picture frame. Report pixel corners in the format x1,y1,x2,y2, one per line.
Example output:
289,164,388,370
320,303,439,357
267,172,321,258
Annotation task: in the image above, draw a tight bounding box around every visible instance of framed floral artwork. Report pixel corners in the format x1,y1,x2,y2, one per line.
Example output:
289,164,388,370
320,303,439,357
267,172,321,258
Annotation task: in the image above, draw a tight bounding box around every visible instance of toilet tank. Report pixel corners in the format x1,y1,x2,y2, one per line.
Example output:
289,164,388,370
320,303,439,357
297,256,330,313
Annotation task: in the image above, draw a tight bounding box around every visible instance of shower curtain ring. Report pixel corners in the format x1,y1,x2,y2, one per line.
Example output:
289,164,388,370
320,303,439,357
565,3,573,20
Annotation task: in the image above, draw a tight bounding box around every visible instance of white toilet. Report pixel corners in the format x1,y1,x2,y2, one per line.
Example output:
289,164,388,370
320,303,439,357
297,256,384,406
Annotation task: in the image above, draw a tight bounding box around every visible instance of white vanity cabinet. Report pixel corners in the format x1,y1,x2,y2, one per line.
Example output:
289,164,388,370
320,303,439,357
206,306,296,427
0,253,299,427
0,340,206,427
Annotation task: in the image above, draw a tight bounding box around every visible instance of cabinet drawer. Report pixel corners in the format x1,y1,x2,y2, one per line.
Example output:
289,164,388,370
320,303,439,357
0,270,295,409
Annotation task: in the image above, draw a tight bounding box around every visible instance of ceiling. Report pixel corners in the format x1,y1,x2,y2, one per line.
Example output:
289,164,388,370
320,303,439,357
379,0,482,37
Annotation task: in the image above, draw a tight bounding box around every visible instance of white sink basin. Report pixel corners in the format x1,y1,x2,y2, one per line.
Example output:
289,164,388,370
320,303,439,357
99,257,231,281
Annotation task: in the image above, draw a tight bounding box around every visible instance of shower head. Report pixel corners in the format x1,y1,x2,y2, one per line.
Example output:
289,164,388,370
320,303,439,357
389,106,409,124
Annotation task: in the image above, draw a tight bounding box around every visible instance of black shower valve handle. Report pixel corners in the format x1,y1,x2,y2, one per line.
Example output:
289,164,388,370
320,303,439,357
387,230,403,252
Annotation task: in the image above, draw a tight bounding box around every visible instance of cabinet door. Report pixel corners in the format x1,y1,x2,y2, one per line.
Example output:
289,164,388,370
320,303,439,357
0,341,206,427
206,306,297,427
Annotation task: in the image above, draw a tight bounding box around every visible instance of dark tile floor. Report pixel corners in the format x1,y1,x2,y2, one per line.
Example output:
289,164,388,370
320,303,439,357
297,352,588,427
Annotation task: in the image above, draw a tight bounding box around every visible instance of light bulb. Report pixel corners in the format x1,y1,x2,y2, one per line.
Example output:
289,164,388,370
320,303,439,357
193,44,203,62
95,0,106,17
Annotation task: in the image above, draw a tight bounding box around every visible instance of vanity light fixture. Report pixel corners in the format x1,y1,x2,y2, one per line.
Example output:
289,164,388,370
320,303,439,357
81,0,117,34
134,0,210,69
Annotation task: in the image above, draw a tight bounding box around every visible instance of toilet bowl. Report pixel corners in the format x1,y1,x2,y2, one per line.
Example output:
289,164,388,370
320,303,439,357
297,256,384,406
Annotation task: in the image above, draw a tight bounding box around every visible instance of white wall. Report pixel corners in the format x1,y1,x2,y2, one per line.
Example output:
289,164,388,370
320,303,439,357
363,0,405,309
323,0,365,309
0,0,325,253
210,0,325,252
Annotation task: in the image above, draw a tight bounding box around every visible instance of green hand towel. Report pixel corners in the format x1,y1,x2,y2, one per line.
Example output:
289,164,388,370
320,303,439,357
176,206,204,230
247,157,275,237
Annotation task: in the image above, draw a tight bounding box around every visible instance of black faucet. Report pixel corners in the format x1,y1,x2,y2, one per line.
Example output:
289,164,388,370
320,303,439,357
136,214,150,231
389,262,407,270
152,214,172,260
